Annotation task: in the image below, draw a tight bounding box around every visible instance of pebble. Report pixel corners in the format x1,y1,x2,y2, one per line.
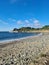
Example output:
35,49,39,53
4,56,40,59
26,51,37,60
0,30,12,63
0,33,49,65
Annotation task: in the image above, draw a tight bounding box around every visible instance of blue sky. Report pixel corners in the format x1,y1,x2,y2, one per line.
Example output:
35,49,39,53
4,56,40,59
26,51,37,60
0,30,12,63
0,0,49,31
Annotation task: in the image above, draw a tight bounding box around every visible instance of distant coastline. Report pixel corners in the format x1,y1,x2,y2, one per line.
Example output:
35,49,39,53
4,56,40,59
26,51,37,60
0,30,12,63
12,30,49,33
12,25,49,32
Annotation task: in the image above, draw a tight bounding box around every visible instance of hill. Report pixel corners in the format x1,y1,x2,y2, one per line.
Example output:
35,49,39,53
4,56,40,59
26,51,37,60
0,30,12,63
12,25,49,32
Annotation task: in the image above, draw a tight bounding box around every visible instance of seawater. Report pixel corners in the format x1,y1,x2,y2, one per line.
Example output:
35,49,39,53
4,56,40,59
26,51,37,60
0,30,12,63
0,31,39,41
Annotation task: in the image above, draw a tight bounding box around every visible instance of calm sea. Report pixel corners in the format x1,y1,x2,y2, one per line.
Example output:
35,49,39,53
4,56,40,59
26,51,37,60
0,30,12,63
0,32,39,41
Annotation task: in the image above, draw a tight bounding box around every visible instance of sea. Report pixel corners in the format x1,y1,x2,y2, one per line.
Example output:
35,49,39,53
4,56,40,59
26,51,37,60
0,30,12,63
0,31,40,42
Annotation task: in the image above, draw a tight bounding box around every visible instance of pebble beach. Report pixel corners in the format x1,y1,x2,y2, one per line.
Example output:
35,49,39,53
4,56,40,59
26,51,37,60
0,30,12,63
0,33,49,65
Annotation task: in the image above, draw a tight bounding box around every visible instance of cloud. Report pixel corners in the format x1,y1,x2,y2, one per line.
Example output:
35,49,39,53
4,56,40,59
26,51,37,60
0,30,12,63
8,18,23,25
17,20,22,25
33,19,41,27
24,20,33,27
0,20,8,25
33,19,39,24
25,20,29,24
8,18,42,28
16,19,32,27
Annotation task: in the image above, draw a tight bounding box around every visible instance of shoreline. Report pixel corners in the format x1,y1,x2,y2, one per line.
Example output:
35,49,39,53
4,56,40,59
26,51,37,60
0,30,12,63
0,33,42,44
0,32,49,65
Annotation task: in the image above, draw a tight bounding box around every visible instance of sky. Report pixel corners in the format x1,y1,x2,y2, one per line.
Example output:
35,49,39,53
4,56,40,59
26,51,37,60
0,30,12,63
0,0,49,31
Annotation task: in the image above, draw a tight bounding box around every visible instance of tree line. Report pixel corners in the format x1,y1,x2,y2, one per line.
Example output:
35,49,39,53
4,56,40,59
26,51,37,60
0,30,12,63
13,25,49,32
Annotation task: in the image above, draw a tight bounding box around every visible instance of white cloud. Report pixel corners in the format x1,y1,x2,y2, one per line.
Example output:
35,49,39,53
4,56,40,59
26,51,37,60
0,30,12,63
7,18,42,28
33,19,41,28
24,20,33,27
0,20,8,25
17,20,22,25
34,23,40,27
25,20,29,23
17,20,30,26
27,23,32,27
33,20,39,24
8,18,23,25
